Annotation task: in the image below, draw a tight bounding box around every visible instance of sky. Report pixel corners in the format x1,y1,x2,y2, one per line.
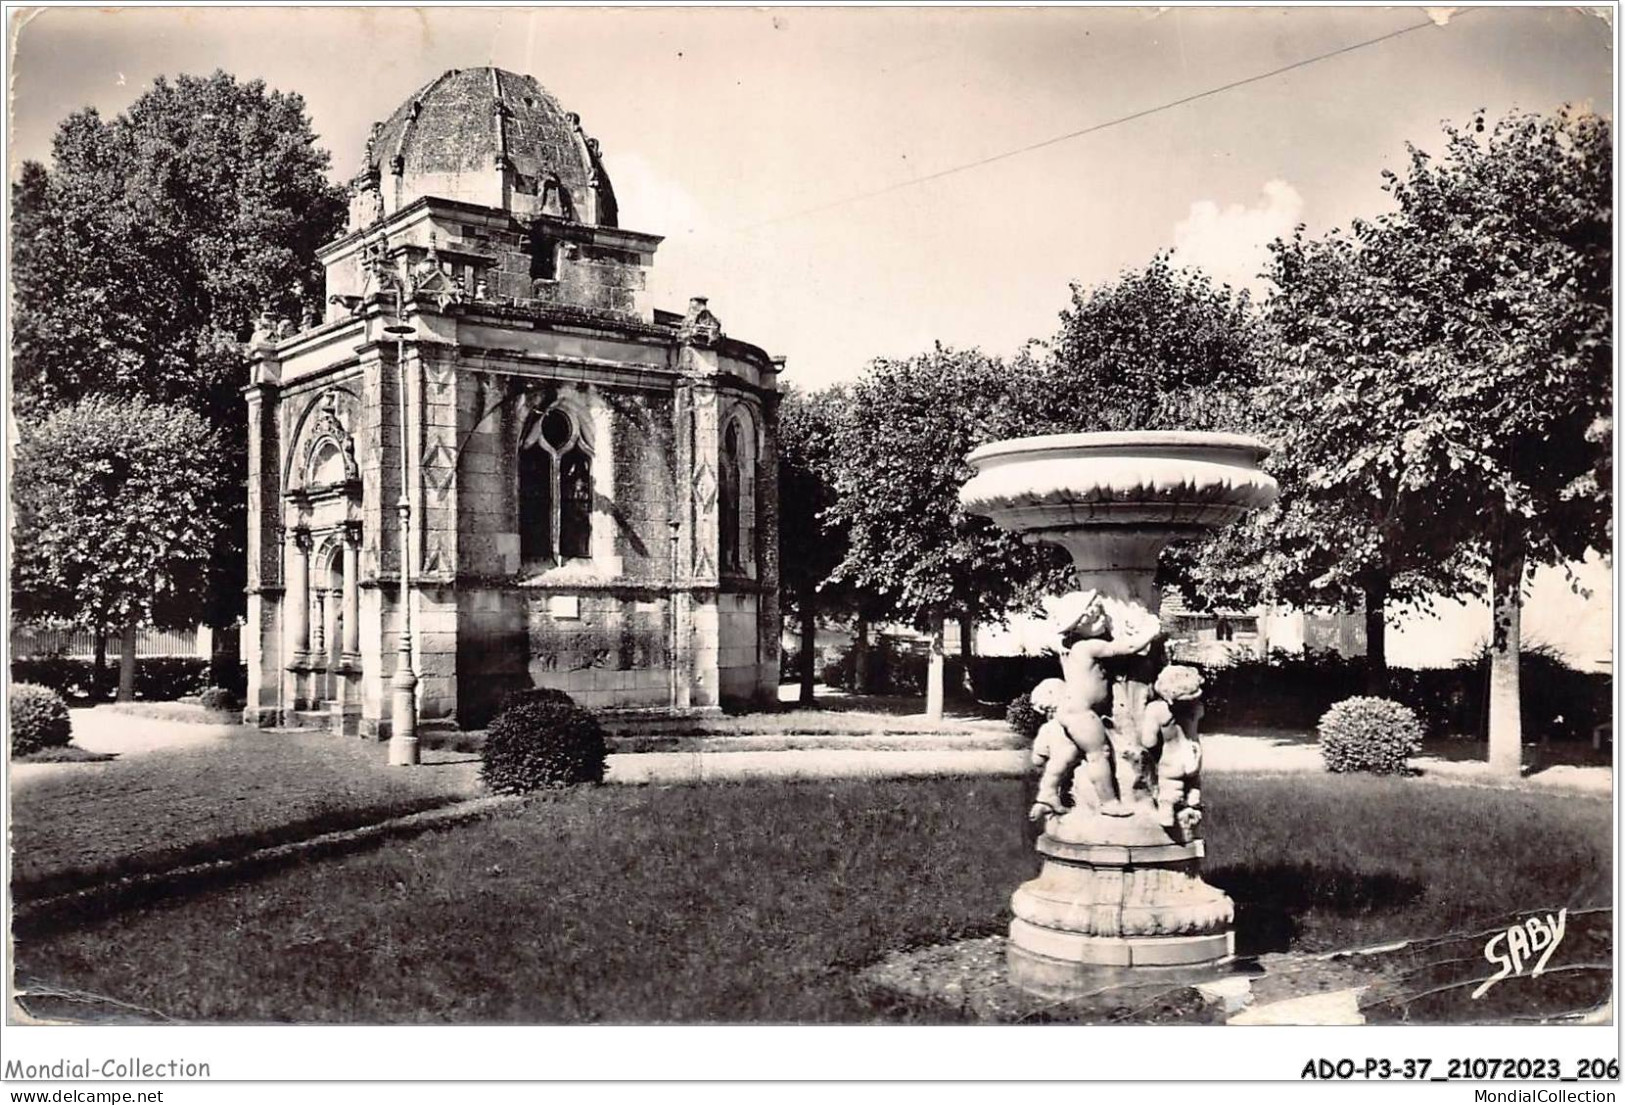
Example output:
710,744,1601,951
5,3,1616,664
7,4,1614,390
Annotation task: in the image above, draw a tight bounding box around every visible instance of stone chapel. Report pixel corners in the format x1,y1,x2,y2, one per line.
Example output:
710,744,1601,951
243,67,782,735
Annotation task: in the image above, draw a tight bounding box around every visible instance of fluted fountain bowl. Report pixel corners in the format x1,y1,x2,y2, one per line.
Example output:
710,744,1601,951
959,431,1278,538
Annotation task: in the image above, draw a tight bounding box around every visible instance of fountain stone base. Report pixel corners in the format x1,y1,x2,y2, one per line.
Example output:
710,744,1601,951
1009,808,1235,996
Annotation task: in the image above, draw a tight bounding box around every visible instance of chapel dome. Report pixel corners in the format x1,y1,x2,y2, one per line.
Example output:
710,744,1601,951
360,66,618,226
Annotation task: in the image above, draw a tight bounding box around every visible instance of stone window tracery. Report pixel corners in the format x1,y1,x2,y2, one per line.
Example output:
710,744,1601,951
719,411,756,576
292,390,360,493
720,420,743,573
520,404,593,565
309,441,347,487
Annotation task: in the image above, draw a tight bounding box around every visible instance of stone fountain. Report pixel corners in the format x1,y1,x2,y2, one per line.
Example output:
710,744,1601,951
959,431,1277,998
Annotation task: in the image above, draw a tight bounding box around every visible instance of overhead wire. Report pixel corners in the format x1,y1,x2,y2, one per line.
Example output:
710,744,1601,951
735,9,1476,234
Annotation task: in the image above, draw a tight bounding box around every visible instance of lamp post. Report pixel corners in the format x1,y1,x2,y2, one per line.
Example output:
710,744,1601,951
668,519,681,709
378,257,419,766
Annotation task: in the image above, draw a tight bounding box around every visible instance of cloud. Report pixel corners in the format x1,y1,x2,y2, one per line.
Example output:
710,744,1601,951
1171,179,1303,294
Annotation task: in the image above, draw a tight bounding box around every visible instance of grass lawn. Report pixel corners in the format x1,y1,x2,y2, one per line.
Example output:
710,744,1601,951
10,730,480,901
12,745,116,764
13,773,1610,1024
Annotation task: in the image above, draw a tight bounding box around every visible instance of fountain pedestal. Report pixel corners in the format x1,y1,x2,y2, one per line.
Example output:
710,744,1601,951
1008,814,1234,995
960,432,1277,997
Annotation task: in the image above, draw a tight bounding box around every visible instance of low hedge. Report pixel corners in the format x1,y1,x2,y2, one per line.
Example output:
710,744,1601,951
959,642,1608,747
818,642,1060,703
1199,646,1609,741
10,656,211,702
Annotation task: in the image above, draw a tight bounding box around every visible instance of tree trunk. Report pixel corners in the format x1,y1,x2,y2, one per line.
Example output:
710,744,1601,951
1487,536,1527,777
958,612,976,700
116,622,137,703
90,626,108,702
797,583,818,705
852,613,871,695
925,616,946,720
1363,576,1390,695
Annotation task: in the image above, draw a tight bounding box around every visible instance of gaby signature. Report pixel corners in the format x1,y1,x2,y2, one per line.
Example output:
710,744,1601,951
1471,908,1567,1000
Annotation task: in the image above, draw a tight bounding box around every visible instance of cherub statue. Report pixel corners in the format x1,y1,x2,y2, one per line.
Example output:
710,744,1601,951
250,305,278,347
1139,664,1205,831
1048,589,1164,817
1026,678,1076,823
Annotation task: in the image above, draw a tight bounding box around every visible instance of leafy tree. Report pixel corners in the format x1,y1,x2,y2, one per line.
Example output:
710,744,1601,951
1013,251,1264,437
1015,253,1269,614
11,396,226,700
11,71,348,645
1375,107,1611,773
1184,225,1484,692
778,384,853,704
819,266,1263,714
1197,108,1610,768
824,346,1067,716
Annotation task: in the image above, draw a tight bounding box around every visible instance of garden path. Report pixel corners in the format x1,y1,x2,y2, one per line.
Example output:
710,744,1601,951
13,702,1608,797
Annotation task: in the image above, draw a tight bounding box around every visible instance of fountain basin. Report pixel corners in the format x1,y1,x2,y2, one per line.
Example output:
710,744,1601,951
960,430,1277,536
961,431,1277,610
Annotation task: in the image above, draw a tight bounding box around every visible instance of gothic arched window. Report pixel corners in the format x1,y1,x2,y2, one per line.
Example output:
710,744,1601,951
560,449,592,560
518,445,554,562
719,421,743,573
519,405,592,565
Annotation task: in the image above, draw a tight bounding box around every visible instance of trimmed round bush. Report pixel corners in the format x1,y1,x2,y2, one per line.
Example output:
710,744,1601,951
481,697,607,794
1317,696,1425,775
500,686,577,711
198,685,240,712
1006,691,1043,741
12,682,72,756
